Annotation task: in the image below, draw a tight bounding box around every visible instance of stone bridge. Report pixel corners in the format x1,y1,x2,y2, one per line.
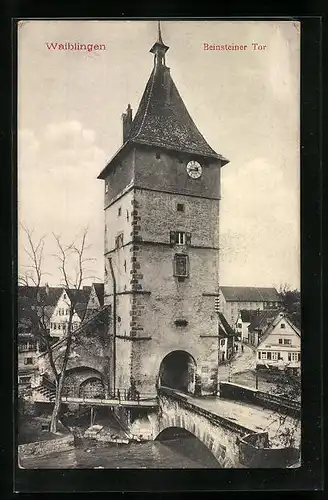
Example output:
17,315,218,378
145,388,251,467
139,387,301,468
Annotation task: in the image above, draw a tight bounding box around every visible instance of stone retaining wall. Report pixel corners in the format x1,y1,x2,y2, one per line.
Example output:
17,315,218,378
18,434,74,459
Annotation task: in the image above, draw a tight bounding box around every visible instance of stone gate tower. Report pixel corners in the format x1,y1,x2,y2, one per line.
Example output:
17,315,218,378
98,23,229,397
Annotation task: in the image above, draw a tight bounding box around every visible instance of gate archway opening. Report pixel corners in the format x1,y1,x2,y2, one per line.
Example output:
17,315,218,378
62,367,105,398
79,377,105,399
159,350,197,394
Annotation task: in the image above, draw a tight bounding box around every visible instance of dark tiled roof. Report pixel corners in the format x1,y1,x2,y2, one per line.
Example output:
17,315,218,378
240,309,261,323
18,286,63,334
258,312,301,346
248,309,280,331
127,64,227,162
66,287,91,306
18,285,90,325
98,44,229,179
18,285,63,307
93,283,104,306
218,312,238,338
220,286,282,303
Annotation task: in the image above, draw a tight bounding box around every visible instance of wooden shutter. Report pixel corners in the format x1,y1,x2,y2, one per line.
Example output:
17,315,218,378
170,231,176,245
186,232,191,245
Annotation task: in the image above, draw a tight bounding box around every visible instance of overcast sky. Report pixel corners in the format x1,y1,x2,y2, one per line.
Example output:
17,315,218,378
18,20,300,290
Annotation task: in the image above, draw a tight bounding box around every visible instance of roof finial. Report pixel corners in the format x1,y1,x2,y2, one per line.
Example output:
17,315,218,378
157,20,163,44
150,20,169,67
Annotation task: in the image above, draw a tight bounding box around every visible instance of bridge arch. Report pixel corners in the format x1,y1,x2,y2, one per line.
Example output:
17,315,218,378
155,427,222,467
159,350,197,394
153,418,230,468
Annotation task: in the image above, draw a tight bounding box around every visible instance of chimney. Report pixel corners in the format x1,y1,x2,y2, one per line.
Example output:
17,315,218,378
122,104,132,144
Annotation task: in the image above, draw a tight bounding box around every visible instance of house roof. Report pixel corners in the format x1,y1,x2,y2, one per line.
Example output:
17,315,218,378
18,285,91,326
220,286,282,303
18,286,63,330
93,283,104,306
257,312,301,347
239,309,261,323
218,312,238,338
98,27,228,179
38,305,111,357
248,309,281,331
66,287,91,305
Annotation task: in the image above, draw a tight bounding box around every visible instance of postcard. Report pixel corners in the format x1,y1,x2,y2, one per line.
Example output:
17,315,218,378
17,19,301,471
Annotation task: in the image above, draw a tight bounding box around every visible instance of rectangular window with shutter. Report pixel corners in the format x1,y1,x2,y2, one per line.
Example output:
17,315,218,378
170,231,191,246
173,254,189,277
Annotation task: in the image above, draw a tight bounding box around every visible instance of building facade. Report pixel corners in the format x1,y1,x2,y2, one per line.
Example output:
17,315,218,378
218,313,237,363
247,309,280,346
49,287,90,342
256,312,301,375
98,26,229,396
18,333,40,388
219,286,282,327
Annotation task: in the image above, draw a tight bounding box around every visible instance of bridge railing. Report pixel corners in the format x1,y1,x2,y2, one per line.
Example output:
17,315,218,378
60,393,157,406
219,381,301,416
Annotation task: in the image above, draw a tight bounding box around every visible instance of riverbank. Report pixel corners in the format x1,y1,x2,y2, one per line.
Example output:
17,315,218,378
19,435,222,469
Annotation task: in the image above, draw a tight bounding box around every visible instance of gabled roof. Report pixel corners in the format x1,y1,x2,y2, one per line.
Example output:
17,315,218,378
218,312,238,338
18,286,63,329
18,285,63,307
257,312,301,348
98,26,228,179
66,287,91,305
248,309,280,332
18,285,91,326
93,283,104,306
220,286,282,303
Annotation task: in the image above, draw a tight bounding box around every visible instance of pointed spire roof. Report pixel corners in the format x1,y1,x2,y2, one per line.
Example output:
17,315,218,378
127,22,227,162
98,22,228,179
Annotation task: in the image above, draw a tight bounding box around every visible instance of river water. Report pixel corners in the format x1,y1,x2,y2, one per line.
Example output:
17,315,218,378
21,437,221,469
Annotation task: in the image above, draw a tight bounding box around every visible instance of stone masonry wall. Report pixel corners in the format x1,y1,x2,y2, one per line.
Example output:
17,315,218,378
151,394,249,468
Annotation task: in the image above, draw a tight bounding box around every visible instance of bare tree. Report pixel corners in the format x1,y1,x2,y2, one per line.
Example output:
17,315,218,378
19,225,97,433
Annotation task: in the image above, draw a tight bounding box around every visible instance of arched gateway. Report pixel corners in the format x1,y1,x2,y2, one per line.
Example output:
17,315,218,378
159,350,197,394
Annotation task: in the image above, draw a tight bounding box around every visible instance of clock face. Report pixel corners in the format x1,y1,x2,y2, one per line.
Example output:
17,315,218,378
186,160,202,179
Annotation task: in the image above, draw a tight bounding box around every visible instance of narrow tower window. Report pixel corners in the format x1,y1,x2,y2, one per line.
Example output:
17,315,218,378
115,233,124,249
118,207,122,216
105,183,109,193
